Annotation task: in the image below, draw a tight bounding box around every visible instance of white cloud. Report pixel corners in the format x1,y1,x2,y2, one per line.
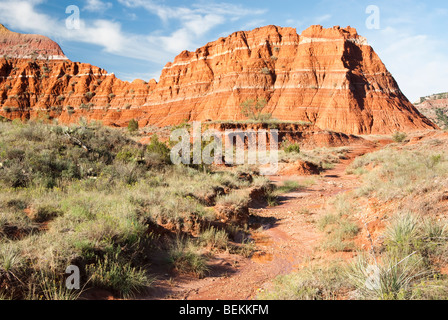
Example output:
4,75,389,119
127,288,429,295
0,0,266,67
369,26,448,102
118,0,266,53
83,0,112,13
0,0,58,34
0,0,167,64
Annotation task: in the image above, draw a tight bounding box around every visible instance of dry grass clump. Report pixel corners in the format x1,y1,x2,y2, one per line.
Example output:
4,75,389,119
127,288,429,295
257,262,350,300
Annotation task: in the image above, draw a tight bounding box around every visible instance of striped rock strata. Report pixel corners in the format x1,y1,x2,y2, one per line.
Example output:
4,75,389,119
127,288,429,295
0,24,437,134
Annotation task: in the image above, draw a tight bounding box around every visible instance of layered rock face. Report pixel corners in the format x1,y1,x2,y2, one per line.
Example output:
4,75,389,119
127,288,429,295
415,92,448,129
0,24,67,60
0,24,437,134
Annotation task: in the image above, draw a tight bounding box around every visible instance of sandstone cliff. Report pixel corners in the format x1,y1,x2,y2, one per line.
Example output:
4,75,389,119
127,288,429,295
0,24,438,134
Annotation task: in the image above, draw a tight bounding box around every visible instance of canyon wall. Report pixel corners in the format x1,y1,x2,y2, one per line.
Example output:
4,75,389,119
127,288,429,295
0,23,438,134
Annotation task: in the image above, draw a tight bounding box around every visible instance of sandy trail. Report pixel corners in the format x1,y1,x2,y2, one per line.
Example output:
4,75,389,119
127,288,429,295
145,141,380,300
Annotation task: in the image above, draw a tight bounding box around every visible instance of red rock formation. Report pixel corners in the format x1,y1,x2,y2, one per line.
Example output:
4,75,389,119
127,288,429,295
0,24,438,135
0,24,66,60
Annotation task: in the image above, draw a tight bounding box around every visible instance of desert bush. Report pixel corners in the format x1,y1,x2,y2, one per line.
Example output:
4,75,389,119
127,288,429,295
67,106,74,115
30,205,61,223
127,119,139,133
240,98,271,122
318,198,359,253
392,132,407,143
0,244,25,297
283,142,301,154
435,108,448,129
84,92,94,99
146,134,170,164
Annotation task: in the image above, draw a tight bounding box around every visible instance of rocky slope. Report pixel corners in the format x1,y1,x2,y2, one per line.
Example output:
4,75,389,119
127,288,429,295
0,24,437,134
415,92,448,129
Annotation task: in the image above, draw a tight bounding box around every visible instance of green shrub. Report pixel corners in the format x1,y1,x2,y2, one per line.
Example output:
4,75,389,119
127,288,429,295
84,92,94,99
392,132,407,143
67,106,74,115
240,98,271,122
435,108,448,129
31,205,61,223
146,134,170,163
127,119,139,133
284,143,301,154
216,190,250,211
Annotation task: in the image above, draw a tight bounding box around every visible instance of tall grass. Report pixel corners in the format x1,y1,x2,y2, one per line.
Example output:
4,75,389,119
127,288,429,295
87,252,153,299
167,237,210,278
347,253,429,300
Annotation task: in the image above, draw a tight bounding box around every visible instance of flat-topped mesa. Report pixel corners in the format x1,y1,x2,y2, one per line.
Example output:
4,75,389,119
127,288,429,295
0,24,438,134
0,24,67,60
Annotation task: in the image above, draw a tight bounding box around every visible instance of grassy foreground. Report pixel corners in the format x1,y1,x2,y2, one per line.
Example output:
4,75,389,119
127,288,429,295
259,136,448,300
0,120,270,299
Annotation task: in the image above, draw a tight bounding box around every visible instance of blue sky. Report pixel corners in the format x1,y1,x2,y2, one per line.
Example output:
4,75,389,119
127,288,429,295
0,0,447,102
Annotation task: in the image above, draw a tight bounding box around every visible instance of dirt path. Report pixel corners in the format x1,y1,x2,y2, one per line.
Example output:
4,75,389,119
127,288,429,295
145,141,381,300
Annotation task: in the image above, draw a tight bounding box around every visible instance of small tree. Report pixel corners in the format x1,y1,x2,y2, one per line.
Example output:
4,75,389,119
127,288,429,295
240,98,271,122
146,134,170,162
128,119,139,133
